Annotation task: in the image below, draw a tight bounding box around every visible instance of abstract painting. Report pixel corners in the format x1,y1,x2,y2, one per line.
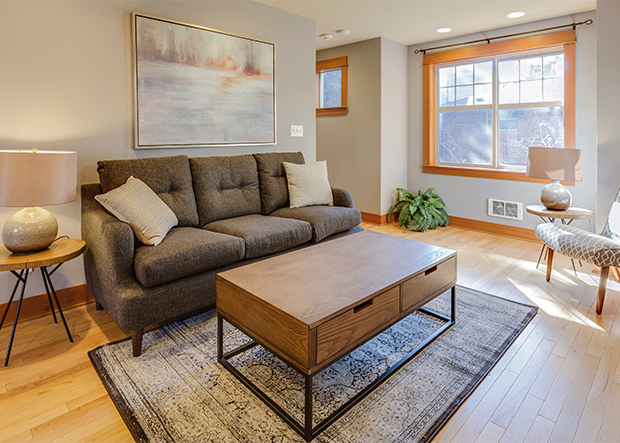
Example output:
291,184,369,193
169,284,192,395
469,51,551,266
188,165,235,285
132,13,275,149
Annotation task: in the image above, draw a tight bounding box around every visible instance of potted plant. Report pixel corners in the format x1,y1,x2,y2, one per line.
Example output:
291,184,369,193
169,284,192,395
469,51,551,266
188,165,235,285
387,187,450,232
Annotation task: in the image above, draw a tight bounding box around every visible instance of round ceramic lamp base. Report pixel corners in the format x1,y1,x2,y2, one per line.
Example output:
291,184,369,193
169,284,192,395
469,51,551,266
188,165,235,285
541,180,572,211
2,207,58,253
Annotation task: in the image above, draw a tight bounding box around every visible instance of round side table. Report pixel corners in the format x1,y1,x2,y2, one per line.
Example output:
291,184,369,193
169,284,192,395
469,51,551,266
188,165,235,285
0,238,85,366
526,204,594,275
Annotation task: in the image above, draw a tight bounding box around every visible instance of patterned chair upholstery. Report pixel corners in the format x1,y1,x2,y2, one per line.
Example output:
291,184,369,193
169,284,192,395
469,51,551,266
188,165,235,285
535,189,620,314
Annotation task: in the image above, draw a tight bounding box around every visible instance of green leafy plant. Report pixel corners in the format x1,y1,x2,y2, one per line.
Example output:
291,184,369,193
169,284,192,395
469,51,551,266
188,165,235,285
387,187,450,232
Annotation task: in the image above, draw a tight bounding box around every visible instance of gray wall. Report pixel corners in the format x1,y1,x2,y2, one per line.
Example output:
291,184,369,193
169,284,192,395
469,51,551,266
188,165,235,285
0,0,316,303
316,38,383,215
597,1,620,231
408,12,597,231
381,38,409,215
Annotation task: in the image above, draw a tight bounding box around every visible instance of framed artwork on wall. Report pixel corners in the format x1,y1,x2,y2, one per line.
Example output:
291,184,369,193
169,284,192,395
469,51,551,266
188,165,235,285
132,12,276,149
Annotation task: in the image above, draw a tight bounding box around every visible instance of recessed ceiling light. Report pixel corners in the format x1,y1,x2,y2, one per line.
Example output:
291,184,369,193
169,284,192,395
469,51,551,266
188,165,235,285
436,28,452,33
319,33,333,40
336,29,350,36
507,12,525,18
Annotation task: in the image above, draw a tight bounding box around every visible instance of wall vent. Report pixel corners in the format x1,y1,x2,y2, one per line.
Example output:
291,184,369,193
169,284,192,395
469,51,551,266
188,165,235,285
487,198,523,220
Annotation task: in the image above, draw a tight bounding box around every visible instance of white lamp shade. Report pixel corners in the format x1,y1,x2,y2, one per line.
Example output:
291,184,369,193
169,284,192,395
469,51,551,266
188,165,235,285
0,150,78,207
526,147,582,182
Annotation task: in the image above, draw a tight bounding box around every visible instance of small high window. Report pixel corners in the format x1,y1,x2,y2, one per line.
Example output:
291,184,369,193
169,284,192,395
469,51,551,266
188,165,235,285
316,56,348,116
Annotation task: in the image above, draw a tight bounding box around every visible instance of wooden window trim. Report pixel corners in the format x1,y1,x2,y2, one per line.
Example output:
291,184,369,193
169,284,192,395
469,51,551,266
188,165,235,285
423,30,576,182
317,56,348,116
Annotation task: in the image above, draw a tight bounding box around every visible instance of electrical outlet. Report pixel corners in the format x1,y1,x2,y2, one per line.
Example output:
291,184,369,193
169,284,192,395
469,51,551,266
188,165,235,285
291,125,303,137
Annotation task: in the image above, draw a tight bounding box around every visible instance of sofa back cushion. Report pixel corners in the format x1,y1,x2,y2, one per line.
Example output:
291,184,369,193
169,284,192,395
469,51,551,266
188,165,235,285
97,155,199,227
253,152,305,214
190,155,262,226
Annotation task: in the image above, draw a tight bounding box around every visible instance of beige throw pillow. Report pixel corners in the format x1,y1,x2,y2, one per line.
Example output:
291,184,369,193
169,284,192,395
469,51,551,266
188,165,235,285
95,176,178,246
283,161,333,209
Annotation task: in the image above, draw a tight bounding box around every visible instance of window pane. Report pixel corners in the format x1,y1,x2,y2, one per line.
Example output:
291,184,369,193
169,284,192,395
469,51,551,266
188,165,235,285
499,60,519,82
439,110,492,165
475,62,492,84
543,78,563,102
544,54,564,77
439,87,455,107
520,57,542,80
439,66,455,87
521,80,543,103
320,70,341,108
498,107,564,167
499,82,519,104
475,84,492,104
456,85,473,105
456,64,473,86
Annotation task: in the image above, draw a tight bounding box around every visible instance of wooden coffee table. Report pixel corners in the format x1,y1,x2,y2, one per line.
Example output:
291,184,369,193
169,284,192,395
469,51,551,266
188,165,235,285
216,230,456,441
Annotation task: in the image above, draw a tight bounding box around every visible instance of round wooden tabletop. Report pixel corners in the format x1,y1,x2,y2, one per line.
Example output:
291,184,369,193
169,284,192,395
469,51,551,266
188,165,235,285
0,238,86,272
526,204,594,220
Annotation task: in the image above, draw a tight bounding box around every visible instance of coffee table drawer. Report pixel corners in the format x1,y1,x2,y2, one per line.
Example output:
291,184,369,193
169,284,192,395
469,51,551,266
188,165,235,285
402,256,456,312
316,286,400,365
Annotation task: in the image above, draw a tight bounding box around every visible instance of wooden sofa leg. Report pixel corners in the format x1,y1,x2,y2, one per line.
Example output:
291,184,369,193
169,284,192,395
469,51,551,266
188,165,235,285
546,248,555,282
597,267,610,315
95,300,103,311
131,330,144,357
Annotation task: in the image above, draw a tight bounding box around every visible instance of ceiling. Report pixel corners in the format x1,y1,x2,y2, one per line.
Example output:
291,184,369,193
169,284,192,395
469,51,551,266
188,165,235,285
254,0,595,50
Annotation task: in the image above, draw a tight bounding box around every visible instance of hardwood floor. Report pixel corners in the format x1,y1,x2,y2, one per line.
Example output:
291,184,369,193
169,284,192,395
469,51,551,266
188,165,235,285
1,222,618,442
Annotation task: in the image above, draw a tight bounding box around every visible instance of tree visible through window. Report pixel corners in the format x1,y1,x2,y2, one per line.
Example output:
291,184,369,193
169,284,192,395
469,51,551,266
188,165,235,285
423,31,575,182
316,56,348,116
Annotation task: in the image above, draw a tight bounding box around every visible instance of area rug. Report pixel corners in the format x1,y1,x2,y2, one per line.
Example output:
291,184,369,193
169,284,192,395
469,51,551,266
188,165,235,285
89,286,537,442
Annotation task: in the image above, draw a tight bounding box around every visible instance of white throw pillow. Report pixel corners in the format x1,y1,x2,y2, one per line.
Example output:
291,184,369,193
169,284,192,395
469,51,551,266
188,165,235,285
95,176,178,246
283,161,334,209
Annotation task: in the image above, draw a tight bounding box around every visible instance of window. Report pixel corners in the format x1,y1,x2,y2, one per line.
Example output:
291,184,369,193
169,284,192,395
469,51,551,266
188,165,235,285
316,56,348,116
423,31,576,182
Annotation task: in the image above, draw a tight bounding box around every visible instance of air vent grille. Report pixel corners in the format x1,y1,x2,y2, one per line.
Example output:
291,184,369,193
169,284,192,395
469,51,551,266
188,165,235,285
488,198,523,220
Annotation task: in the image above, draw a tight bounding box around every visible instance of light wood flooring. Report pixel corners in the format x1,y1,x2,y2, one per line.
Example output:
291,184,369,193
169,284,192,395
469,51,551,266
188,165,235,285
1,222,619,442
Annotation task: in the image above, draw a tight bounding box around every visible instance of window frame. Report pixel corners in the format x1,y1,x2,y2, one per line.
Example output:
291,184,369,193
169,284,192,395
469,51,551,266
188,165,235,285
423,30,576,183
316,56,348,116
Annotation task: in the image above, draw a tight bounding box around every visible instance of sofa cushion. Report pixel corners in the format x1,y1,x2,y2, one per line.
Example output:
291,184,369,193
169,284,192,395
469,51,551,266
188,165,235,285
253,152,305,214
95,176,178,246
97,155,199,227
134,227,245,287
190,155,262,227
270,206,362,243
203,214,312,259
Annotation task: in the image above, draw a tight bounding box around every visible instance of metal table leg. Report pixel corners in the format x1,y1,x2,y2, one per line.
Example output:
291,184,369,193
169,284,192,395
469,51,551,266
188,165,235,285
1,269,29,367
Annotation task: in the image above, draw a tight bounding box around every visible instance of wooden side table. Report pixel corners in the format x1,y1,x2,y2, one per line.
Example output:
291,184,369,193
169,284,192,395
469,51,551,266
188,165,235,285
0,238,85,366
526,204,594,275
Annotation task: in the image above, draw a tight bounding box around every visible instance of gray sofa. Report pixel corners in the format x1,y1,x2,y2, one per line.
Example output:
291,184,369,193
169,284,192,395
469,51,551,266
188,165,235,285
81,152,363,356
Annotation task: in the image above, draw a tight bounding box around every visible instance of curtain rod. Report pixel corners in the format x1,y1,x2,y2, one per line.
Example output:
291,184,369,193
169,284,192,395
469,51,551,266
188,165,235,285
413,19,593,55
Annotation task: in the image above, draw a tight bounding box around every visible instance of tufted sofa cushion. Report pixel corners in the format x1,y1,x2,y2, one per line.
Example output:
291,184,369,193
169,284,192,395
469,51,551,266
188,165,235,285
97,155,199,227
190,155,262,227
253,152,305,214
270,206,362,243
535,223,620,268
134,227,245,287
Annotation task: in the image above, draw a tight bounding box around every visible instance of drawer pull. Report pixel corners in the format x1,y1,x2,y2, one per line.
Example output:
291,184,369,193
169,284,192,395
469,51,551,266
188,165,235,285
425,266,438,276
354,299,374,313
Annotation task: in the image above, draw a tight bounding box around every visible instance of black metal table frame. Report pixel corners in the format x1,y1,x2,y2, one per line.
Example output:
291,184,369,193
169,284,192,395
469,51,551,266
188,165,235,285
0,263,73,367
217,286,455,442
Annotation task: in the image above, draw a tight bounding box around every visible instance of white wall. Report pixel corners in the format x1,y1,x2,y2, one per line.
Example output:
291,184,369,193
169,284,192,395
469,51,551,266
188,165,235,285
408,12,597,231
381,38,408,215
0,0,316,303
596,1,620,232
316,38,383,215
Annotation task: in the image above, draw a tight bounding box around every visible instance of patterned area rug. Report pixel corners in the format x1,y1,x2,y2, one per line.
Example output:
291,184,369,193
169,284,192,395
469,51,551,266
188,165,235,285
89,286,537,442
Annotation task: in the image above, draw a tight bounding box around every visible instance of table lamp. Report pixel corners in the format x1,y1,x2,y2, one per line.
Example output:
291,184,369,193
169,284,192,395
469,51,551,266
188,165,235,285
0,149,77,253
526,146,582,211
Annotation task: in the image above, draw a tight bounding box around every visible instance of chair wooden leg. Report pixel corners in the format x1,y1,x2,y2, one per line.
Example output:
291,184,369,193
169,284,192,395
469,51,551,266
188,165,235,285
546,248,555,282
131,329,144,357
597,267,610,315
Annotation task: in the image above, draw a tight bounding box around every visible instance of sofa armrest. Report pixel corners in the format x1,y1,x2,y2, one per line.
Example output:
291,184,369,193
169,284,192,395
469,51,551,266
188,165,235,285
332,187,354,208
81,184,136,305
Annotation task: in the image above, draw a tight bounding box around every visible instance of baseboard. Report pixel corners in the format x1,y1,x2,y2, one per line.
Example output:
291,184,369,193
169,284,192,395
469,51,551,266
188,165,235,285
449,216,538,242
360,212,392,225
0,283,94,326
